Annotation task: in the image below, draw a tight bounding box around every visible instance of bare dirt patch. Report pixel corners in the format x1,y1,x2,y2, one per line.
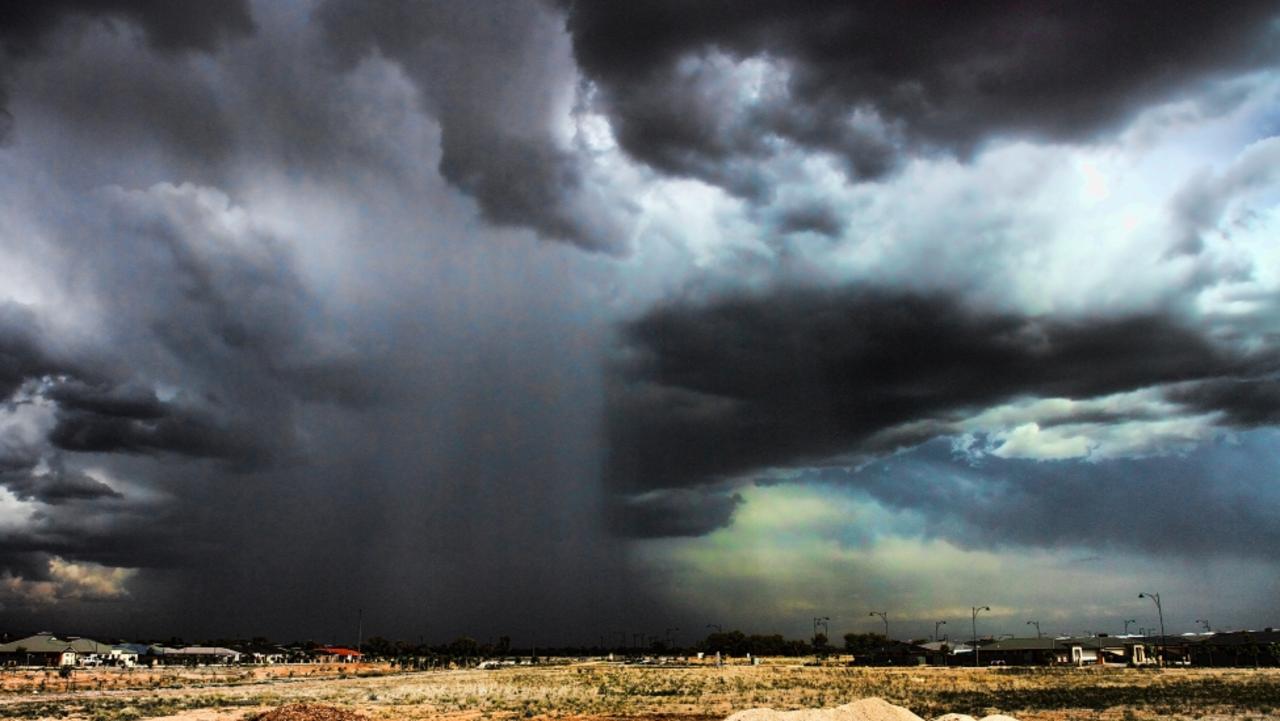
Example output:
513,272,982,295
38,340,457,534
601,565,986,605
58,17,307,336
253,703,369,721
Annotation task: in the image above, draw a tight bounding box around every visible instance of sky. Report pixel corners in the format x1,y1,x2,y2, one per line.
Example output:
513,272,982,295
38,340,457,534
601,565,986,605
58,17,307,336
0,1,1278,646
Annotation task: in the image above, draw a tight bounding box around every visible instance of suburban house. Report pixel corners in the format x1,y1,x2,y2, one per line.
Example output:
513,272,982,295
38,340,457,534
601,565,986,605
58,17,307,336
1186,630,1280,667
975,637,1063,666
849,640,935,666
155,646,243,665
0,632,117,667
314,646,364,663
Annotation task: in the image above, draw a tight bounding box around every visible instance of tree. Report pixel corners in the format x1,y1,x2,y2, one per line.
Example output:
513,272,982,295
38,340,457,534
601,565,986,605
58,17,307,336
363,637,396,658
844,632,888,655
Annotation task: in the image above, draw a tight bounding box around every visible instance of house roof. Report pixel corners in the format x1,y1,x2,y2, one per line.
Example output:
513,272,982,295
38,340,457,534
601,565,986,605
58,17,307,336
1200,630,1280,646
317,646,363,656
0,632,105,654
162,646,240,656
981,637,1060,651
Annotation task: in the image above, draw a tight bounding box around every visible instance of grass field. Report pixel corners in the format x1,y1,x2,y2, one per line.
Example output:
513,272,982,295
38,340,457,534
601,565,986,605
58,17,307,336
2,662,1279,721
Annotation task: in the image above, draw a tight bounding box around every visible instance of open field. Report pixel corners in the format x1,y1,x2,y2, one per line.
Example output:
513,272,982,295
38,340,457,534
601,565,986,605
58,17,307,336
2,663,1279,721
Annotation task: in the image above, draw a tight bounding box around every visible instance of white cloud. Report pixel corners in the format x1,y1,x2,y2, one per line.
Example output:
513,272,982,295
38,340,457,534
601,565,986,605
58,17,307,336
0,556,135,608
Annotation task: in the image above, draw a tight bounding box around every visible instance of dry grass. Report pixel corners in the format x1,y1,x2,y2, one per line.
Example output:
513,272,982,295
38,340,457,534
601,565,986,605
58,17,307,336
1,662,1278,721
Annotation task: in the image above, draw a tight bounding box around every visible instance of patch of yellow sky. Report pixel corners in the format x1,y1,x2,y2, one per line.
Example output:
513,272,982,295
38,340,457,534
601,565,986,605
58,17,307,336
635,482,1160,633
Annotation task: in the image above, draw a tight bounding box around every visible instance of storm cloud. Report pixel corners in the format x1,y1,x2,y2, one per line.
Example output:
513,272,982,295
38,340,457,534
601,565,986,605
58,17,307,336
2,0,1280,640
607,285,1278,500
827,432,1280,559
567,1,1280,189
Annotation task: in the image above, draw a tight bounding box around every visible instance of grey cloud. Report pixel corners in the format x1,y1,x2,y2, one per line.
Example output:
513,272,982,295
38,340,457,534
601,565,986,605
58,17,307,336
0,0,253,145
0,464,122,505
5,1,632,252
607,285,1275,498
48,403,271,464
565,1,1280,192
612,487,743,538
316,0,632,252
0,302,73,398
776,202,843,238
0,1,253,57
1168,138,1280,255
1167,377,1280,427
45,380,165,420
830,434,1280,559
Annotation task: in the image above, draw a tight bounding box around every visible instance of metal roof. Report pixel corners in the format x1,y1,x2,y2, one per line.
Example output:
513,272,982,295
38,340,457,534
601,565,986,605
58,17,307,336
0,633,90,654
161,646,240,656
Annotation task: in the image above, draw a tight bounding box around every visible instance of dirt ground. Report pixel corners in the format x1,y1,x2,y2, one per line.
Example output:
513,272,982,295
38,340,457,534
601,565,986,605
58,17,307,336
2,662,1278,721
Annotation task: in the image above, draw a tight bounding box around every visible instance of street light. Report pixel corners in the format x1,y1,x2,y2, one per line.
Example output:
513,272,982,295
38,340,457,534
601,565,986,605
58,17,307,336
1196,619,1211,633
934,620,947,641
869,611,889,639
1124,619,1136,635
1139,592,1165,666
1026,620,1041,638
972,606,990,668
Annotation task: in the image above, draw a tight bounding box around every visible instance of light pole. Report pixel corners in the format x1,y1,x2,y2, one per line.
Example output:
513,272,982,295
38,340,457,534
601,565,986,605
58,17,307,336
1139,592,1165,666
1026,620,1041,638
1196,619,1211,633
934,620,947,641
1124,619,1136,635
869,611,888,639
972,606,990,668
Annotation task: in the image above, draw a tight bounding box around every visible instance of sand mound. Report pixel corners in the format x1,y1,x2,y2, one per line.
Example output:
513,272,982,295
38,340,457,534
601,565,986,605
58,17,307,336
253,704,368,721
727,698,925,721
725,700,1019,721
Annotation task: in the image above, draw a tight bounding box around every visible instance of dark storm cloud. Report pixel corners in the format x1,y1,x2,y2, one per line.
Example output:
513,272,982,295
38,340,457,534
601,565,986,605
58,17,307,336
829,434,1280,558
45,380,165,420
0,0,253,144
0,465,122,505
611,487,744,538
0,1,253,56
316,0,630,253
776,202,843,238
565,1,1280,191
607,285,1277,502
1167,377,1280,427
0,302,74,398
48,403,271,464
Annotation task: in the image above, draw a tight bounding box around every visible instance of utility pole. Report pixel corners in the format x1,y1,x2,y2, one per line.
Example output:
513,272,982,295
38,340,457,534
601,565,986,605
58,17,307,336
972,606,990,668
1124,619,1136,635
934,620,947,642
869,611,888,639
1139,592,1165,666
1026,620,1041,638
